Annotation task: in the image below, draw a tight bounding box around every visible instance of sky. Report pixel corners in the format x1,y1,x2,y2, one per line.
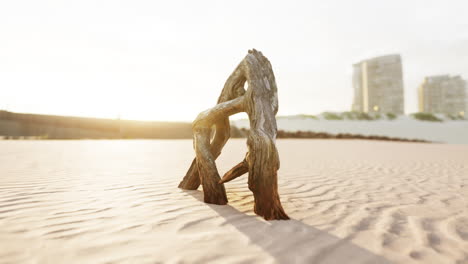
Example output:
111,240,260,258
1,0,467,121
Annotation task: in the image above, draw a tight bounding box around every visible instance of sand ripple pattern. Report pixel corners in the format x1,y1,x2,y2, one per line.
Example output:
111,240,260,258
0,139,467,264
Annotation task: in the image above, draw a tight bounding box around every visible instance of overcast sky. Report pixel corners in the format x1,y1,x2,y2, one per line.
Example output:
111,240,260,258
1,0,467,121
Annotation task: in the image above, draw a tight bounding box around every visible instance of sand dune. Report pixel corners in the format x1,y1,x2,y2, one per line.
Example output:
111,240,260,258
0,139,467,263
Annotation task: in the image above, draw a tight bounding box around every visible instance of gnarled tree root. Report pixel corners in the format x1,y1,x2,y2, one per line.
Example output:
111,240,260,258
178,49,289,220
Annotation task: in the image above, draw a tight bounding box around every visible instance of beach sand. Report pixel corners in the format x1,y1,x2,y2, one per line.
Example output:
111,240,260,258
0,139,467,264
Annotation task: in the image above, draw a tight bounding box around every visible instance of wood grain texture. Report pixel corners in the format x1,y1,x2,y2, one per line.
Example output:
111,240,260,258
178,49,289,220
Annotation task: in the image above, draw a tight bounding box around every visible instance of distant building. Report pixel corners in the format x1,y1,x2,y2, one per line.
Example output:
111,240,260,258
418,75,467,117
352,54,404,114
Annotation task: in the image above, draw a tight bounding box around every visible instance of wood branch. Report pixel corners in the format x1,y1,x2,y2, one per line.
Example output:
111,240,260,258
242,50,288,220
179,49,289,220
178,62,247,190
177,114,231,190
178,158,200,190
193,96,245,204
219,158,248,184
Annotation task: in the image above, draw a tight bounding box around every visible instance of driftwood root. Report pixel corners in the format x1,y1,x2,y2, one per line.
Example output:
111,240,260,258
179,49,289,220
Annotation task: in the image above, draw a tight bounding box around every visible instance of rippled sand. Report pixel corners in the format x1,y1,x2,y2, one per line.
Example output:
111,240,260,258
0,139,467,264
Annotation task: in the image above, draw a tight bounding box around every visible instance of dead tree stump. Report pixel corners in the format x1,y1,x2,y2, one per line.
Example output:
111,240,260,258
178,49,289,220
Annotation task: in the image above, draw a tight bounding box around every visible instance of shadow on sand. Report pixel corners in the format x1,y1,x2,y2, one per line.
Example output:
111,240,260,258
185,190,392,264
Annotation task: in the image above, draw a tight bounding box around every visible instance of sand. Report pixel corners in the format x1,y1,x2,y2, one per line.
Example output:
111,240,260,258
0,139,467,264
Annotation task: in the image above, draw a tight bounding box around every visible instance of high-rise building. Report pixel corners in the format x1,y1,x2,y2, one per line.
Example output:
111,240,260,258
418,75,466,116
352,54,404,114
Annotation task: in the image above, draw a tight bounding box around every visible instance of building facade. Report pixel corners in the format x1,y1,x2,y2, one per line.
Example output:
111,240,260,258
352,54,404,114
418,75,466,116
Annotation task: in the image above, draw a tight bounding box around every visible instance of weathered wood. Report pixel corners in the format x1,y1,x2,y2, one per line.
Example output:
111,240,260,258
178,49,289,220
178,159,200,190
178,62,247,190
193,96,245,204
219,158,248,184
242,50,288,220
